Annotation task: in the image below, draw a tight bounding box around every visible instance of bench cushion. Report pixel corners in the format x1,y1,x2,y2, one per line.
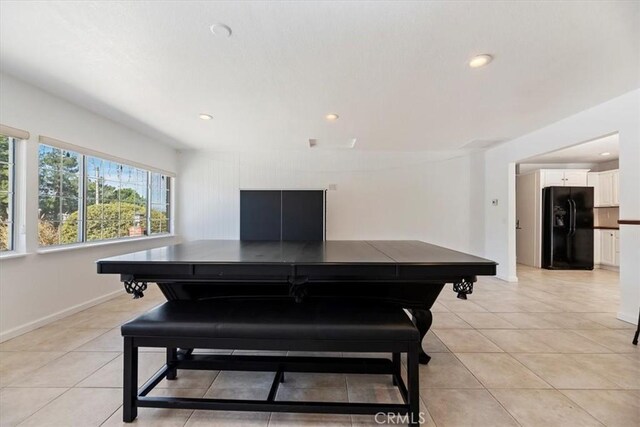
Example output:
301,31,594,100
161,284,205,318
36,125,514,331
121,298,418,341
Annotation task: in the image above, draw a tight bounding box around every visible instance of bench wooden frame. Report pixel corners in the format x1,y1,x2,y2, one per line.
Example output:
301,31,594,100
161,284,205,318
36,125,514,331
123,336,421,425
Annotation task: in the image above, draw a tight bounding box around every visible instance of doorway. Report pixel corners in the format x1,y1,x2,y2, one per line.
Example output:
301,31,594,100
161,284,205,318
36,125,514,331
515,133,620,271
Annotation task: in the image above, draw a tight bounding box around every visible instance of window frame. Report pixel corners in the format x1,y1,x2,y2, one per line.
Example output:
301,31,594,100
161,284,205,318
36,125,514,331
149,172,171,235
38,142,173,248
1,135,16,252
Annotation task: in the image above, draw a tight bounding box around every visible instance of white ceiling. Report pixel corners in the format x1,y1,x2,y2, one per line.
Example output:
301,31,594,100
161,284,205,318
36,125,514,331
520,133,619,164
0,1,638,152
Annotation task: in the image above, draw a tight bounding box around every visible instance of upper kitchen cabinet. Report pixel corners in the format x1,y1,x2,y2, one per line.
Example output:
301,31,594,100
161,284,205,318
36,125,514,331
587,173,600,206
600,172,614,206
564,170,590,186
540,169,589,187
588,169,619,207
542,170,566,186
612,171,619,205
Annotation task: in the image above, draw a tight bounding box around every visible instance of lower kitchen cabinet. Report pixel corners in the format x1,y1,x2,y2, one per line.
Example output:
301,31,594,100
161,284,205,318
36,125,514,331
593,230,601,265
597,229,619,268
614,231,620,266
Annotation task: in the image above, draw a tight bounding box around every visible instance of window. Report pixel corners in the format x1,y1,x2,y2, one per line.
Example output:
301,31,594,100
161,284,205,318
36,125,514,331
38,145,82,245
0,135,15,251
85,157,148,241
38,143,172,246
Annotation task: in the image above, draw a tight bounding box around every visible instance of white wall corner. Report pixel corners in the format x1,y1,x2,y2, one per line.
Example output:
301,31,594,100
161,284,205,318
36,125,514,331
616,310,639,326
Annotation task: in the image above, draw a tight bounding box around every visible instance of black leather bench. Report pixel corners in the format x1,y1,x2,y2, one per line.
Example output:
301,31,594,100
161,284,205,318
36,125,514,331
121,298,421,425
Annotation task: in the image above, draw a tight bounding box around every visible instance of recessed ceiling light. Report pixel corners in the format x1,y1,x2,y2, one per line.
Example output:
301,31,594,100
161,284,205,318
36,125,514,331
325,113,339,121
600,152,611,156
210,23,232,38
469,54,493,68
199,113,213,120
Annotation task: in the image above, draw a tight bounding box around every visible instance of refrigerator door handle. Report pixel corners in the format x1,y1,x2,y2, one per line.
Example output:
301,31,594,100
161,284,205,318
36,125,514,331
567,199,576,237
568,199,577,236
566,199,573,236
572,199,577,236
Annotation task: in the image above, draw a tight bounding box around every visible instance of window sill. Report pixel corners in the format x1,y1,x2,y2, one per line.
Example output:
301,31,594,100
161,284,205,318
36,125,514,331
36,234,176,255
0,251,30,261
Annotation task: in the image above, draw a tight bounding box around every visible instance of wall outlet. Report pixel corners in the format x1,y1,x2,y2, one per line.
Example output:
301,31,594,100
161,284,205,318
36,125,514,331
491,199,499,206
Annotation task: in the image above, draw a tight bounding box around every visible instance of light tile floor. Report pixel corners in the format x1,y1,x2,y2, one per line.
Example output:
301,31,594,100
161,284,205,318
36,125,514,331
1,265,638,426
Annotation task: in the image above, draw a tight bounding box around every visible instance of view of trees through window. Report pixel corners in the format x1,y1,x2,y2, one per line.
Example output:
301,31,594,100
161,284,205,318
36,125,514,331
0,135,14,251
38,144,170,246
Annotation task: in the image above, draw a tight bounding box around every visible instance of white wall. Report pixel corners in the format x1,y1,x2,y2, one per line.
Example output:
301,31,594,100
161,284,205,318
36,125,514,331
3,70,636,340
178,150,483,254
0,74,180,341
482,89,640,323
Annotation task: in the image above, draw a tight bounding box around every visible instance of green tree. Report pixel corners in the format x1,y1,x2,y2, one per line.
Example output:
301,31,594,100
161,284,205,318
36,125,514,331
1,135,11,250
38,145,80,221
60,202,167,243
86,181,146,205
38,146,149,245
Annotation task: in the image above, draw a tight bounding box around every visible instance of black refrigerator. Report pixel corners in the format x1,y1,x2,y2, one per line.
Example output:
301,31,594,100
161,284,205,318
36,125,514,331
542,186,594,270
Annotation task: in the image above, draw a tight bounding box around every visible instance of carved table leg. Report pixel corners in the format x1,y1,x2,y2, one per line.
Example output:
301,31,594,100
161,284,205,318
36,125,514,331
409,309,433,365
453,279,474,300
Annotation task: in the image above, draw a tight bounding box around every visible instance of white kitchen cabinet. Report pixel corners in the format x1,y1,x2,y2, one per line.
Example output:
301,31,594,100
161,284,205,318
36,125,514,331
587,173,599,206
614,230,620,266
540,169,590,188
591,169,619,207
599,172,614,206
593,230,601,265
612,170,619,206
599,230,619,267
564,170,588,186
543,170,567,187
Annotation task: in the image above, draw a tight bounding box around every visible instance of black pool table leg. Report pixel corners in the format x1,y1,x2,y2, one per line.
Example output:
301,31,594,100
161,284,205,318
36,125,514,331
409,309,433,365
123,337,138,422
167,348,196,380
166,348,177,380
392,352,401,385
633,309,639,345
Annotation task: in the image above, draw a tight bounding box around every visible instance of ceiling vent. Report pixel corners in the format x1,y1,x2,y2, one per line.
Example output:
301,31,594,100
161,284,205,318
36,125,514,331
308,138,357,149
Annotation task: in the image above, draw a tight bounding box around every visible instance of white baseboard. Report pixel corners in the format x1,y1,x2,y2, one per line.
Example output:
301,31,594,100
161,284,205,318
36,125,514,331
0,288,125,343
596,264,619,272
497,275,519,283
617,310,639,325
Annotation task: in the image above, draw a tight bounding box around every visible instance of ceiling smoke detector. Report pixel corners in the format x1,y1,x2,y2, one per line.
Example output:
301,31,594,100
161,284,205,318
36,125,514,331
210,23,232,38
308,138,356,149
